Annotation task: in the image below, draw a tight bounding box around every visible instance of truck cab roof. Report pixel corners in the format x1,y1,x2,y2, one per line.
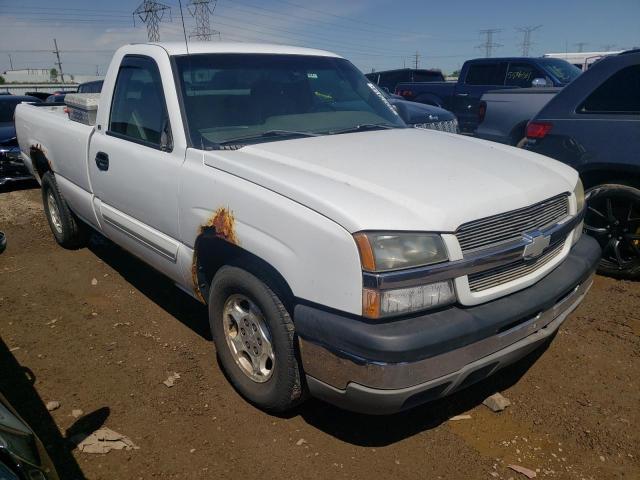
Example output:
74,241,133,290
130,42,341,58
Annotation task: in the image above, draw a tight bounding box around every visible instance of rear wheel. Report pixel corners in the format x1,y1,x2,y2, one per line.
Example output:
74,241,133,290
208,265,305,412
41,172,88,249
584,183,640,279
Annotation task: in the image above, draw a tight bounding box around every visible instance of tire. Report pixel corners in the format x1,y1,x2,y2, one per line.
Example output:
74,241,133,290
41,171,88,249
584,182,640,279
208,265,305,412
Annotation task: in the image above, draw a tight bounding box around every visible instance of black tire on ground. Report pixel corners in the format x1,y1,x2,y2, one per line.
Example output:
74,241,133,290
584,182,640,280
41,171,88,249
208,265,305,412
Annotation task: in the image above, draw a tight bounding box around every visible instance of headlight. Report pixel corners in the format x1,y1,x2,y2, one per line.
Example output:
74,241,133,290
363,281,455,319
353,232,448,272
574,178,585,213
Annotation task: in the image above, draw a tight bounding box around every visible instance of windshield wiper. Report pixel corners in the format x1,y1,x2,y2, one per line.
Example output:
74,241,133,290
327,123,400,135
216,129,320,147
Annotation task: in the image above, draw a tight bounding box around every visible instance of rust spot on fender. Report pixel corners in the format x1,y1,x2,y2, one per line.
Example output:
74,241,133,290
191,207,239,303
199,207,239,245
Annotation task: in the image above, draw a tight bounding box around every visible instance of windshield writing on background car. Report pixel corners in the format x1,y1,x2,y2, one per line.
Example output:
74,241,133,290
174,53,405,147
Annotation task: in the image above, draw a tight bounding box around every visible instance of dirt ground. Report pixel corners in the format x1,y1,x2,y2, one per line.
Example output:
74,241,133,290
0,185,638,480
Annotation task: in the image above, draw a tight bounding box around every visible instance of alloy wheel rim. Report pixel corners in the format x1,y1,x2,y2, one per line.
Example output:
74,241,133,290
47,192,63,234
222,294,275,383
584,188,640,271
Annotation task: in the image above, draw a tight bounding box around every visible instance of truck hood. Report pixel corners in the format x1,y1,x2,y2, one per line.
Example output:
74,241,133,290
203,128,578,233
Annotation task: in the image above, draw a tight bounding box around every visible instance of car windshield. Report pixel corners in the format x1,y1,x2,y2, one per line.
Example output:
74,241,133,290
174,53,405,147
539,59,582,84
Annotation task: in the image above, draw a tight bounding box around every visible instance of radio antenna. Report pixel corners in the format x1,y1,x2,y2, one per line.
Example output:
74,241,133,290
178,0,190,53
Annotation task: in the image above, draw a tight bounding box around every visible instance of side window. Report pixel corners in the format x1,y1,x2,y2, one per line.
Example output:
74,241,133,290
109,56,169,147
465,63,507,85
505,63,543,87
579,65,640,114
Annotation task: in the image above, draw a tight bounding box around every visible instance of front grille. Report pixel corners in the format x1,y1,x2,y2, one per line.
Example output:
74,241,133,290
415,119,459,133
468,241,564,292
456,194,569,253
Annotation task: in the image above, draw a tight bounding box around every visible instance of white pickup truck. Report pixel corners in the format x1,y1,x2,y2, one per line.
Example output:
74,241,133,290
15,42,600,414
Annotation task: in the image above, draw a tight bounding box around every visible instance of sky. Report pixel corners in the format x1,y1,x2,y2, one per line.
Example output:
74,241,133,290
0,0,639,77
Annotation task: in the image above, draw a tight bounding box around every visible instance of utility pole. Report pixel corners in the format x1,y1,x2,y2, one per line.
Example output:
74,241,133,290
516,25,542,57
413,51,420,69
53,39,65,84
7,54,13,70
133,0,171,42
188,0,220,41
478,29,502,58
95,65,100,76
574,42,588,53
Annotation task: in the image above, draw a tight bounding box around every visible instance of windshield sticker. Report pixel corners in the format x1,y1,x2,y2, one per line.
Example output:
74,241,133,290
307,73,318,79
367,82,399,116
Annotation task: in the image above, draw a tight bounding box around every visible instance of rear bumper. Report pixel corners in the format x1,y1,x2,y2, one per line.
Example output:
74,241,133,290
295,235,600,414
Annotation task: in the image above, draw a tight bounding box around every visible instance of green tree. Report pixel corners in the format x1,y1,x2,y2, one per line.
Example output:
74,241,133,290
0,75,5,85
49,68,58,82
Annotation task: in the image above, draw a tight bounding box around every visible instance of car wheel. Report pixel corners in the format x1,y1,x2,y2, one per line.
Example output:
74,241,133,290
584,183,640,279
208,265,305,412
41,172,88,249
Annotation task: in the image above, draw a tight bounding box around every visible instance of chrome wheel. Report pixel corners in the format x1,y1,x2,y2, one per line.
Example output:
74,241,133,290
222,294,275,383
47,192,63,234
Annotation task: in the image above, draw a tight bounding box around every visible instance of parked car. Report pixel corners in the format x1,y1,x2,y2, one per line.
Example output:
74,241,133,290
543,51,623,71
395,57,581,133
365,68,444,93
524,49,640,279
1,95,40,186
45,94,66,103
77,80,103,94
24,91,54,101
475,87,560,146
379,87,458,132
16,42,598,415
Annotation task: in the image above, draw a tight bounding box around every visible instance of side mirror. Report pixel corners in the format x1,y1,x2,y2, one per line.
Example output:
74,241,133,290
531,77,550,88
0,231,6,254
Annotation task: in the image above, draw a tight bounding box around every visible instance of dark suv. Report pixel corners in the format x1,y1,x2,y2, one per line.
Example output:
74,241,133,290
365,68,444,93
525,50,640,278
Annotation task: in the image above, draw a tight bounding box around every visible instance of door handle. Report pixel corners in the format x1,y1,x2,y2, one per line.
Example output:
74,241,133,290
95,152,109,171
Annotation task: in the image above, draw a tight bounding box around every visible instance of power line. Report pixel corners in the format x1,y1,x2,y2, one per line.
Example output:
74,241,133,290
52,38,65,83
188,0,220,41
133,0,172,42
516,25,542,57
478,29,502,58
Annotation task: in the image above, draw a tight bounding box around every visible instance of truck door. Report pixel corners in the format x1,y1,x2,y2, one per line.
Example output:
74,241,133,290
454,62,508,133
88,54,183,281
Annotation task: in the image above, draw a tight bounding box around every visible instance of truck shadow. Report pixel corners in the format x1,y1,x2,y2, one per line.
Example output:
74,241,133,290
0,179,39,194
87,234,211,340
0,337,89,479
296,343,549,447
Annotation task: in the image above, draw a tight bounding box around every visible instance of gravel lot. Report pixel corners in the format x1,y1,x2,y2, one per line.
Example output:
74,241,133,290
1,185,638,480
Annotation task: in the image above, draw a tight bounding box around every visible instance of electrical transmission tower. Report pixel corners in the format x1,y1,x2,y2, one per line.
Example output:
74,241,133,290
478,29,502,58
188,0,220,41
53,39,65,84
574,42,588,53
412,51,420,69
134,0,171,42
517,25,542,57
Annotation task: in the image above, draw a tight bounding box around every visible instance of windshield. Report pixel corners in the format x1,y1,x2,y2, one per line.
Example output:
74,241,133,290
174,53,405,147
538,59,582,84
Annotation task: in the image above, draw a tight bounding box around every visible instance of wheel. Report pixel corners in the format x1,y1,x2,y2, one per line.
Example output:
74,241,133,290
584,183,640,279
41,172,88,249
208,265,305,412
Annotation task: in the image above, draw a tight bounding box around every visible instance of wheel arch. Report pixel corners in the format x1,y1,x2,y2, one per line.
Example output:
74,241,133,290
29,144,53,181
580,165,640,190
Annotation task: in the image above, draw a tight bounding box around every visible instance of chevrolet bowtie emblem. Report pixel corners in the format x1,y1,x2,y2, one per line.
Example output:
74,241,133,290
522,231,551,259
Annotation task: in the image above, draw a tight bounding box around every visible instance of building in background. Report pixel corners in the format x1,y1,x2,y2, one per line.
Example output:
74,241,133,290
1,68,103,84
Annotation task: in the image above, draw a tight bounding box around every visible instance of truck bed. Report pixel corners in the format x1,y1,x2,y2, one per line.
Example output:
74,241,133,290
15,102,94,194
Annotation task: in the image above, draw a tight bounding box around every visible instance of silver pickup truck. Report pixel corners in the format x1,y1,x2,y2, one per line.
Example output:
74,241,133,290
15,42,599,415
475,87,560,146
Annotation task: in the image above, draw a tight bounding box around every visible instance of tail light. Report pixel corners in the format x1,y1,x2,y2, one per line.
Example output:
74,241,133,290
395,89,414,99
478,101,487,124
526,121,553,139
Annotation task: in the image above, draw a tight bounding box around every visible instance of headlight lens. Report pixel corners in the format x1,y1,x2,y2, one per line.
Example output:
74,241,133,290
574,178,585,213
353,232,448,272
363,281,455,318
